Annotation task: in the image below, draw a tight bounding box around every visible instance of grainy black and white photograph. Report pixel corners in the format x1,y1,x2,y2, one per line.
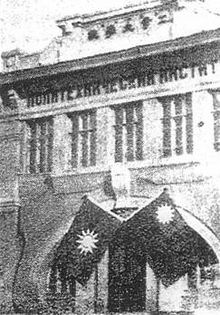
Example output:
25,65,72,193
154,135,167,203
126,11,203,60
1,0,220,314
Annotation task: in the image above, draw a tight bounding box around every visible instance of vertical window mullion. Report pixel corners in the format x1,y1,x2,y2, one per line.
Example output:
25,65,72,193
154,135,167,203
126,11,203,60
135,103,143,160
47,117,54,172
35,123,41,173
162,98,172,157
44,121,49,172
40,119,46,173
126,106,134,161
90,110,97,166
185,93,193,154
26,124,31,173
122,109,127,162
71,114,79,168
174,96,183,155
114,108,123,162
212,93,220,151
29,122,37,173
81,113,88,167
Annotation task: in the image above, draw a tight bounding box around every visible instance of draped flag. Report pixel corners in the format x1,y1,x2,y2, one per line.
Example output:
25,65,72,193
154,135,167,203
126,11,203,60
119,189,217,287
55,196,122,286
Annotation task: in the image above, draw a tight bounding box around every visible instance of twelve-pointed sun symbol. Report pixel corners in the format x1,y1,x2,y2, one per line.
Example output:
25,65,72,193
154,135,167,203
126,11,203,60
157,204,175,224
76,229,99,255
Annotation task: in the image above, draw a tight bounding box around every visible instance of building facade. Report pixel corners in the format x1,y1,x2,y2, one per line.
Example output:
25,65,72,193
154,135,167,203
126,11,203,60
1,0,220,313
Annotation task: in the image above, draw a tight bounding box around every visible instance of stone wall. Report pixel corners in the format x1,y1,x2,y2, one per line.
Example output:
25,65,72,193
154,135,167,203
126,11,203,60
0,113,21,313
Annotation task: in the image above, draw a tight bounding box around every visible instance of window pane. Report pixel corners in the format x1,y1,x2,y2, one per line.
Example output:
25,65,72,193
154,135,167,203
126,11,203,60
185,93,193,154
29,122,37,173
47,262,76,313
71,114,79,168
40,120,47,173
114,108,123,163
70,110,97,168
214,111,220,151
126,106,134,161
212,92,220,151
135,104,143,161
81,113,89,167
26,117,53,174
89,110,97,166
47,118,54,172
174,96,183,155
162,98,172,157
114,103,143,163
160,93,193,157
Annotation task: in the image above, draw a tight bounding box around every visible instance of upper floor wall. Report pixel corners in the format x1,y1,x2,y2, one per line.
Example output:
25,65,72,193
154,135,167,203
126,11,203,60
1,40,220,178
13,88,220,181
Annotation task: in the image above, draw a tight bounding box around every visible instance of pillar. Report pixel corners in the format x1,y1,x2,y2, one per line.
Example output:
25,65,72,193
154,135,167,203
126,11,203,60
0,90,22,313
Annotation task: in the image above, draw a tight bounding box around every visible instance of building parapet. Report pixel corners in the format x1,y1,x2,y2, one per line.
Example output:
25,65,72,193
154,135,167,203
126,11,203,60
2,0,218,74
56,0,172,36
1,28,220,86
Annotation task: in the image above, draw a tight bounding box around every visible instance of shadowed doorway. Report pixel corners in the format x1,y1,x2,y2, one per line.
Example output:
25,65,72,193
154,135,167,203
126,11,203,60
108,234,146,313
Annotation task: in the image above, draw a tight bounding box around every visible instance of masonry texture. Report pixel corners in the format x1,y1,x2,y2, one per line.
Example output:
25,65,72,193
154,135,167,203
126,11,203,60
1,0,220,314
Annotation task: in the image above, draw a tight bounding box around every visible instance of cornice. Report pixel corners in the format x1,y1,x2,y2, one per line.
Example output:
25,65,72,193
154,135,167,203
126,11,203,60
1,28,220,85
56,0,167,24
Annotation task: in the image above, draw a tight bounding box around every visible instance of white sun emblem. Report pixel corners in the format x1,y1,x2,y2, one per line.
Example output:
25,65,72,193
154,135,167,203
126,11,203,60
157,204,175,224
76,229,99,255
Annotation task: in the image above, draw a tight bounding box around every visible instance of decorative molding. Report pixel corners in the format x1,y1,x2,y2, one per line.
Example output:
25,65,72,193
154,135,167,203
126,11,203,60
55,0,164,36
16,56,218,110
17,75,220,122
105,24,116,38
0,201,20,216
88,29,99,41
123,20,135,33
141,16,152,29
1,28,220,85
0,133,21,142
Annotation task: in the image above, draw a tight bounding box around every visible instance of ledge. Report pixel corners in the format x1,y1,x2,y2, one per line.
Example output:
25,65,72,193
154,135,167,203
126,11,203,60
56,0,163,24
1,28,220,85
0,200,20,213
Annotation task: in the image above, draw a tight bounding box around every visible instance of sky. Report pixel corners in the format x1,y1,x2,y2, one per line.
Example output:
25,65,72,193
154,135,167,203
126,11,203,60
0,0,145,54
0,0,220,56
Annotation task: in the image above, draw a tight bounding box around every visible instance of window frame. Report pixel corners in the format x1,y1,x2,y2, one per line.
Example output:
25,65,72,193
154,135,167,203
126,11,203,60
210,90,220,152
112,101,143,163
69,109,97,169
26,116,53,174
160,93,193,158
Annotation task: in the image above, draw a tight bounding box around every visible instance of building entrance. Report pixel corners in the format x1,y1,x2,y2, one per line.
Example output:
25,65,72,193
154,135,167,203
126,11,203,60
108,235,146,313
44,193,219,314
106,191,219,314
